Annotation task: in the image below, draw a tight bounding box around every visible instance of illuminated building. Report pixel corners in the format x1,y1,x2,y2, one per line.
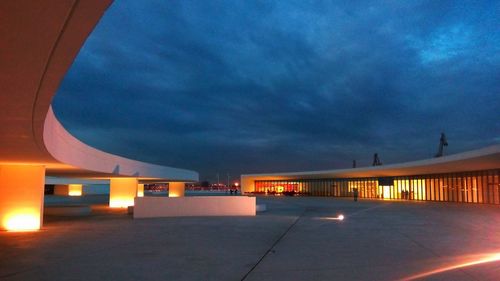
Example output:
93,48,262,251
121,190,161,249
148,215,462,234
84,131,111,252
0,1,198,231
242,145,500,204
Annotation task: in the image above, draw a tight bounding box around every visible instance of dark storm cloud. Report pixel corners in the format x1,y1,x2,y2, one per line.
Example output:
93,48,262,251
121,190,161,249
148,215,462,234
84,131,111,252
53,0,500,181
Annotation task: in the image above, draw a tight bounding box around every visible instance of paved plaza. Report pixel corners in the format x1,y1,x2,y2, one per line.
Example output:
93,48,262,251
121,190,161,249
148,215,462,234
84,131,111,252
1,196,500,281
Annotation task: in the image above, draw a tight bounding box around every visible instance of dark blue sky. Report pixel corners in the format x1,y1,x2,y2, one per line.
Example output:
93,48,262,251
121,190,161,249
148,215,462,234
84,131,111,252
53,0,500,182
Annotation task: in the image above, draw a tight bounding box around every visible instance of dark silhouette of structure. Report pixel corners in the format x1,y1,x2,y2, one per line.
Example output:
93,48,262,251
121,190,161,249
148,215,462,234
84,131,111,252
352,160,356,168
435,132,448,157
372,153,382,166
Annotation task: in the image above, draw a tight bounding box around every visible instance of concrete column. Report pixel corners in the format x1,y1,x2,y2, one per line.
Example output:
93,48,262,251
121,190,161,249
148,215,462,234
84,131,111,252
54,184,83,196
240,176,255,195
0,165,45,231
109,178,137,208
137,183,144,197
168,182,185,197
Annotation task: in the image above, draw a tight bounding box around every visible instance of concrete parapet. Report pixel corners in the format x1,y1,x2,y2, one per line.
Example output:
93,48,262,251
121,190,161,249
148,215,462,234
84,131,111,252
133,196,256,218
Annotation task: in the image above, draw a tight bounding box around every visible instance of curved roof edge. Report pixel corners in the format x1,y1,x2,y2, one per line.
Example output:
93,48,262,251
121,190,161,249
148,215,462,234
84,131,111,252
0,1,198,182
44,107,198,181
242,144,500,180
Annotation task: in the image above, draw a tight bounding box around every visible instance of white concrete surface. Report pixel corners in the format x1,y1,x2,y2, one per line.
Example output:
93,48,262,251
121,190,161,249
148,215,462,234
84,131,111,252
44,108,198,180
133,196,256,218
44,205,91,216
3,196,500,280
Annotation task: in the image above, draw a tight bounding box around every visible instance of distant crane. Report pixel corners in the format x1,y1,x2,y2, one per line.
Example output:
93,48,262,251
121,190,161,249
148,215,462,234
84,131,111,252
435,132,448,157
372,153,382,166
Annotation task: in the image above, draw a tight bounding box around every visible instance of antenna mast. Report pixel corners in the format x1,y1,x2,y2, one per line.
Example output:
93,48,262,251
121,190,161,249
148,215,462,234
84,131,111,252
435,132,448,157
372,153,382,166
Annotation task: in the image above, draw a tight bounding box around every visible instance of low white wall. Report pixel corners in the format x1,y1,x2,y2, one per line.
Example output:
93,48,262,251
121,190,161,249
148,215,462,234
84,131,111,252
134,196,256,218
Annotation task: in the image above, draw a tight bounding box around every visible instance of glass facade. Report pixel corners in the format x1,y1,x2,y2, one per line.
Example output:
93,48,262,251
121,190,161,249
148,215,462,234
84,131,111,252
254,169,500,204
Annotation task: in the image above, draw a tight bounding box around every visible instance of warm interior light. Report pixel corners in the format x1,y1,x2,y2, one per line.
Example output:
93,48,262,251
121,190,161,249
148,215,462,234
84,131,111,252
4,213,40,231
68,184,82,196
382,185,391,199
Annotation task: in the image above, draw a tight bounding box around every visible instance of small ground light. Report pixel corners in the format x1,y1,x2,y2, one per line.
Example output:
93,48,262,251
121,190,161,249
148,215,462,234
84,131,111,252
321,214,345,221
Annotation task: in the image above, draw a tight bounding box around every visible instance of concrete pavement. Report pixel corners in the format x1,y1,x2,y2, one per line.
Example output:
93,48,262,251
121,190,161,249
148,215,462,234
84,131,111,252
1,195,500,280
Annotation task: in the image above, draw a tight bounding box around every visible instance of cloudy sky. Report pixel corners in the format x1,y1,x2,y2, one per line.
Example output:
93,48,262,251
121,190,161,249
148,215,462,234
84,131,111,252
53,0,500,182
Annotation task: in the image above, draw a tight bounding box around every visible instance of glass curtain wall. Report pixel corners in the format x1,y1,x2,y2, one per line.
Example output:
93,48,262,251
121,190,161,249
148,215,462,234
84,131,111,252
254,169,500,204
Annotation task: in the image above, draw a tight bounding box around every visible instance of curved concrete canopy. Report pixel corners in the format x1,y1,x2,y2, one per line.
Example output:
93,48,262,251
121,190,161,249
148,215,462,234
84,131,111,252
0,1,198,181
242,144,500,191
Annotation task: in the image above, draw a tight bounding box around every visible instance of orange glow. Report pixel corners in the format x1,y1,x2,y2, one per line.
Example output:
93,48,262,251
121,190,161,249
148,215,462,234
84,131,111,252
399,252,500,281
109,178,137,208
4,212,40,231
109,198,135,208
68,184,82,196
348,181,357,192
137,184,144,197
169,182,185,197
0,165,44,231
234,182,239,187
395,179,427,200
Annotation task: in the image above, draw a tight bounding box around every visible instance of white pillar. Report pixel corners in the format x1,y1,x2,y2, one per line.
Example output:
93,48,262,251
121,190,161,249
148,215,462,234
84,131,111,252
137,183,144,197
240,176,255,195
109,178,137,208
0,165,45,231
168,182,185,197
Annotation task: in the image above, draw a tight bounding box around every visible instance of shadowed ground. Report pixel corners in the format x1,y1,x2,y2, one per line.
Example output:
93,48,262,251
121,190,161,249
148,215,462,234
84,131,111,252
1,195,500,281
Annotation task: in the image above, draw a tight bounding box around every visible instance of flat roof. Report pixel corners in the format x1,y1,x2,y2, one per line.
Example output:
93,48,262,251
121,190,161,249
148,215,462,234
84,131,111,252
242,144,500,181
